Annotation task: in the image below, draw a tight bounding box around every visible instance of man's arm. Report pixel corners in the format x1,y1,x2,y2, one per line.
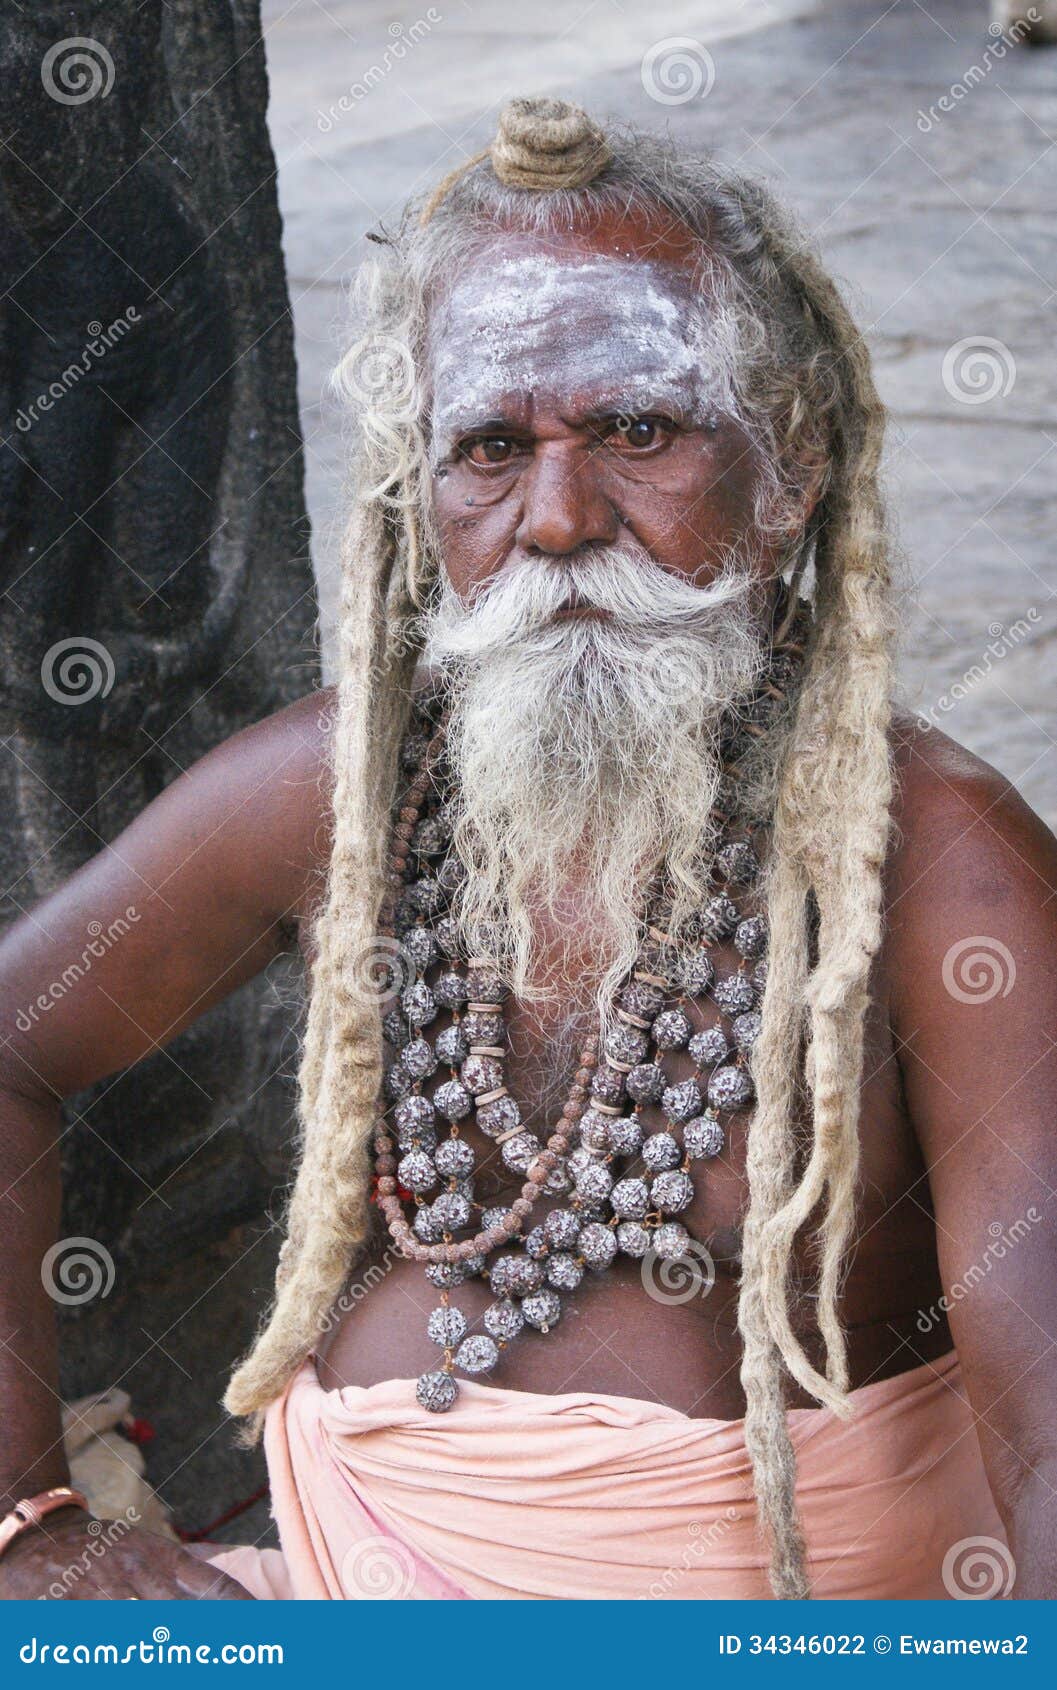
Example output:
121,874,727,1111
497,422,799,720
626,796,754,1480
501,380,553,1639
0,687,334,1598
887,720,1057,1599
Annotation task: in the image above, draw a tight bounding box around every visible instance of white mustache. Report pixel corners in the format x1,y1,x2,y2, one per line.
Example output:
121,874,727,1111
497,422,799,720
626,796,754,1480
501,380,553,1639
423,537,770,1019
426,546,759,663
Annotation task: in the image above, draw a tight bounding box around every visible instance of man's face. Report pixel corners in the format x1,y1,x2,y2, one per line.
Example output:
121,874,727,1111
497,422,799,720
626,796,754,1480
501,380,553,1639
427,206,777,604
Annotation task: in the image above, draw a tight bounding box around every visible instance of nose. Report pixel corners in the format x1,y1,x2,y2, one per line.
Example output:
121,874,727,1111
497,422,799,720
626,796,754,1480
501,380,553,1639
515,444,619,557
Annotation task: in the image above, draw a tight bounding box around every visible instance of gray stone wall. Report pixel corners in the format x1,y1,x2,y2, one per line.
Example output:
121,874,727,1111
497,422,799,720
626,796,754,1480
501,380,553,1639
0,1,318,1539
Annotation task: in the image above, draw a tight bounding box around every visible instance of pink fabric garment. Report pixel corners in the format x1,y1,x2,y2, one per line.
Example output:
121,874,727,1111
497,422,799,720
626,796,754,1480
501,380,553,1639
195,1348,1005,1600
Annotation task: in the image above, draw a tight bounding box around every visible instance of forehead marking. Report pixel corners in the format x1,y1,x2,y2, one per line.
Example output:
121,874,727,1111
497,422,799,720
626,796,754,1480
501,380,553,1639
428,252,728,451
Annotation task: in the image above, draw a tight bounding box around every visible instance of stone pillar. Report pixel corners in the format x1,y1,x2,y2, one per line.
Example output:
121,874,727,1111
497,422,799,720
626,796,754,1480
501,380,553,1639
0,1,318,1535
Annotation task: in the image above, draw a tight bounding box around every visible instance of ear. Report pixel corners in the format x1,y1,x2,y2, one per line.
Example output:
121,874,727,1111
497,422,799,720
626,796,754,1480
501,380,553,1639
780,431,831,536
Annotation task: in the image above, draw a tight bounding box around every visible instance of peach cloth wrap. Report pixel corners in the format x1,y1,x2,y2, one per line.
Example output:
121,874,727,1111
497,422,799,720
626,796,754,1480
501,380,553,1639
198,1349,1005,1600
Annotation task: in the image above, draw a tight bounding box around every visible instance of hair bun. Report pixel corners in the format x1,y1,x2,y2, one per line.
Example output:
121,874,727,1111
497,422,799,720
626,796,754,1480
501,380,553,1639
490,95,610,190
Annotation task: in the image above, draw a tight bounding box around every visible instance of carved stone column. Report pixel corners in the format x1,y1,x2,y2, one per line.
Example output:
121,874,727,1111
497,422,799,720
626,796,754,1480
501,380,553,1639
0,1,318,1534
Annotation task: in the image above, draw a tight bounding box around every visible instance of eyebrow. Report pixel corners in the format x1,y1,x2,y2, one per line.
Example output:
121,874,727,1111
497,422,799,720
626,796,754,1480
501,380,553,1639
433,387,706,448
449,414,521,436
580,392,700,422
429,404,526,461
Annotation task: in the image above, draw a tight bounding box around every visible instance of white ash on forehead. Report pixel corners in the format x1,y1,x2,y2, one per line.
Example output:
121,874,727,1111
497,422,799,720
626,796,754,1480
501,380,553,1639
428,252,735,457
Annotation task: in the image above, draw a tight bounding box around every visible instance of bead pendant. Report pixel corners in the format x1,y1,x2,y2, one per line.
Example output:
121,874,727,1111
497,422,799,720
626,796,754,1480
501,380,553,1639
416,1369,459,1412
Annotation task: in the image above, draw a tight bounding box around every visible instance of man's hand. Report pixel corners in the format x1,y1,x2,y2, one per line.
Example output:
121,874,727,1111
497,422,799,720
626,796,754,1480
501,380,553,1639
0,1515,253,1600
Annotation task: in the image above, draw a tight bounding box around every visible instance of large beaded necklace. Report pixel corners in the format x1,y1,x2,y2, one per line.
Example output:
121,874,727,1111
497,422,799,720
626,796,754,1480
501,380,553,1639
371,596,811,1412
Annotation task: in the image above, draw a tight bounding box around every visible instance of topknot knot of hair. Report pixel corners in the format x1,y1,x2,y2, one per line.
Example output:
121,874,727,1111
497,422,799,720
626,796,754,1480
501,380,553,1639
490,95,610,190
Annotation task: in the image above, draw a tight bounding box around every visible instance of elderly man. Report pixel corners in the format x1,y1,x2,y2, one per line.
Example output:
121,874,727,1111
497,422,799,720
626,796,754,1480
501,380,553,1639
1,98,1055,1602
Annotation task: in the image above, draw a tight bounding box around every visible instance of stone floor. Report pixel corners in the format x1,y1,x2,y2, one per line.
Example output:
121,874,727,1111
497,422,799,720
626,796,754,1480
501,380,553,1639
260,0,1057,827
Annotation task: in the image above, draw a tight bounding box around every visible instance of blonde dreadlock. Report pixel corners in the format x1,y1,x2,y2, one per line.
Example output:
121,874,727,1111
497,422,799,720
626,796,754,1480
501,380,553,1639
224,99,895,1601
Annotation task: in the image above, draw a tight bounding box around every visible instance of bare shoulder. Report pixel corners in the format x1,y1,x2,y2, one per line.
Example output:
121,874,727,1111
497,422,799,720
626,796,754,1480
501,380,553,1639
883,709,1057,1017
887,710,1056,895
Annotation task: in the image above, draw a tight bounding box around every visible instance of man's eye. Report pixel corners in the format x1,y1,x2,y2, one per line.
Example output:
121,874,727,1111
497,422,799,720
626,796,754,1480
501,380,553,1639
606,415,671,450
462,437,517,466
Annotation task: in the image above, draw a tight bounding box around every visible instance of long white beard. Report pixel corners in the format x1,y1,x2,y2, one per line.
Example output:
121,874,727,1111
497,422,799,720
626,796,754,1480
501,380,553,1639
423,546,770,1015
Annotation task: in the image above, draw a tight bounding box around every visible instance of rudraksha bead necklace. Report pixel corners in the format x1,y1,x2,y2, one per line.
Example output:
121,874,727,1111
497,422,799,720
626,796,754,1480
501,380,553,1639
372,601,810,1411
